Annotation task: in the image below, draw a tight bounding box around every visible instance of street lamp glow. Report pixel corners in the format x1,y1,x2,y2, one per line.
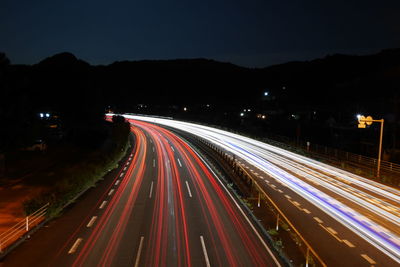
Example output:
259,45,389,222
264,92,269,96
39,113,44,118
240,113,244,117
46,113,50,118
183,107,187,111
356,114,362,120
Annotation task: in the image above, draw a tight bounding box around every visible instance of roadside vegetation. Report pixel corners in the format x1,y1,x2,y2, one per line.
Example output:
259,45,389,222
23,116,131,217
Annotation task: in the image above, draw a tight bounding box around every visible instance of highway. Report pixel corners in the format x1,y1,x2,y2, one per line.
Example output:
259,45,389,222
122,114,400,266
2,119,280,266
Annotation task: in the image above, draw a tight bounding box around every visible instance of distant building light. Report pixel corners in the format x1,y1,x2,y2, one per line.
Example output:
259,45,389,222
240,113,244,117
183,107,187,111
46,113,50,118
243,109,246,112
262,115,266,119
264,92,269,96
247,109,251,112
206,104,210,107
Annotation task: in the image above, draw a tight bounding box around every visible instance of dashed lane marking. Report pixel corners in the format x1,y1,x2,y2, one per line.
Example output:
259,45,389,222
343,239,355,248
108,189,115,196
361,254,376,265
99,201,107,209
68,238,83,254
313,217,323,224
86,216,97,228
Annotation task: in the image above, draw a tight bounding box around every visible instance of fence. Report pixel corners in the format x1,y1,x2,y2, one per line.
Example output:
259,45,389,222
199,138,326,267
0,203,49,253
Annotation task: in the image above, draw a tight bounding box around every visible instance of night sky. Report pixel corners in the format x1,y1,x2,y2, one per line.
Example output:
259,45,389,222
1,0,400,67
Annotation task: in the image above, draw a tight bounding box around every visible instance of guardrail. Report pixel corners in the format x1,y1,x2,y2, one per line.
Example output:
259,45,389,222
0,203,49,253
198,138,326,267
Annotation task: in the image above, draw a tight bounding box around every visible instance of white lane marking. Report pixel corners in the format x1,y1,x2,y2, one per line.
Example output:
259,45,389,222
120,173,124,178
149,181,154,198
185,181,192,198
86,216,98,228
326,227,337,235
115,180,120,186
319,224,342,242
177,158,182,167
68,238,83,254
200,236,211,267
361,254,376,264
343,239,355,248
123,167,127,171
153,159,155,167
284,194,291,199
190,148,282,267
171,146,175,152
313,217,323,224
99,201,108,209
108,189,115,196
303,208,311,214
150,139,153,143
152,146,155,152
134,236,145,267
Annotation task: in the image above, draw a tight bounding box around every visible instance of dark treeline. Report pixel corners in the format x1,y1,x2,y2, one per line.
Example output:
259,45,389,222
0,49,399,160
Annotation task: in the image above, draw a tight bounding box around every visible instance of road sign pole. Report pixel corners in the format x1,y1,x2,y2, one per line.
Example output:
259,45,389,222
377,119,384,178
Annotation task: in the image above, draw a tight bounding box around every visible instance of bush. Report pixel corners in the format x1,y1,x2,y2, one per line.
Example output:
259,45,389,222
23,120,131,217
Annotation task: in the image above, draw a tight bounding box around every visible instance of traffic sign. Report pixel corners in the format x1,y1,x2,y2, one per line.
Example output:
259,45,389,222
365,116,373,125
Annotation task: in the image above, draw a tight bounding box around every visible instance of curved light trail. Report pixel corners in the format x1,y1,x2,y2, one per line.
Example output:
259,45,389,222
119,114,400,264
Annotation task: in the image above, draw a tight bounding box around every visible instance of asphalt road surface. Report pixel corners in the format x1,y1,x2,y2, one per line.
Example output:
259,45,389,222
1,120,280,267
123,114,400,267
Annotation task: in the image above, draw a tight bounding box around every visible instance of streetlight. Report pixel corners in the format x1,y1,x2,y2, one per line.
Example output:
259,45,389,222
357,115,384,177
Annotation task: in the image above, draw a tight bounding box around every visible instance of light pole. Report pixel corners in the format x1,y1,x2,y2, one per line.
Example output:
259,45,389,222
357,115,384,177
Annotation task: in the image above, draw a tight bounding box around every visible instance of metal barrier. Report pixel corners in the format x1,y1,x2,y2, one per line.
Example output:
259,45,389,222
0,203,49,253
200,138,327,267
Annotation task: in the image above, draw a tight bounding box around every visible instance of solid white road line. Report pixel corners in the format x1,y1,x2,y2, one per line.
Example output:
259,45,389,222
190,147,282,267
361,254,376,264
68,238,83,254
177,158,182,167
200,236,211,267
86,216,98,228
134,236,145,267
99,201,108,209
185,181,192,198
108,189,115,196
149,181,154,198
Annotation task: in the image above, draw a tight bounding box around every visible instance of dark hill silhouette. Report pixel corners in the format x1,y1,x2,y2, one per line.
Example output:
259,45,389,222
1,49,400,153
